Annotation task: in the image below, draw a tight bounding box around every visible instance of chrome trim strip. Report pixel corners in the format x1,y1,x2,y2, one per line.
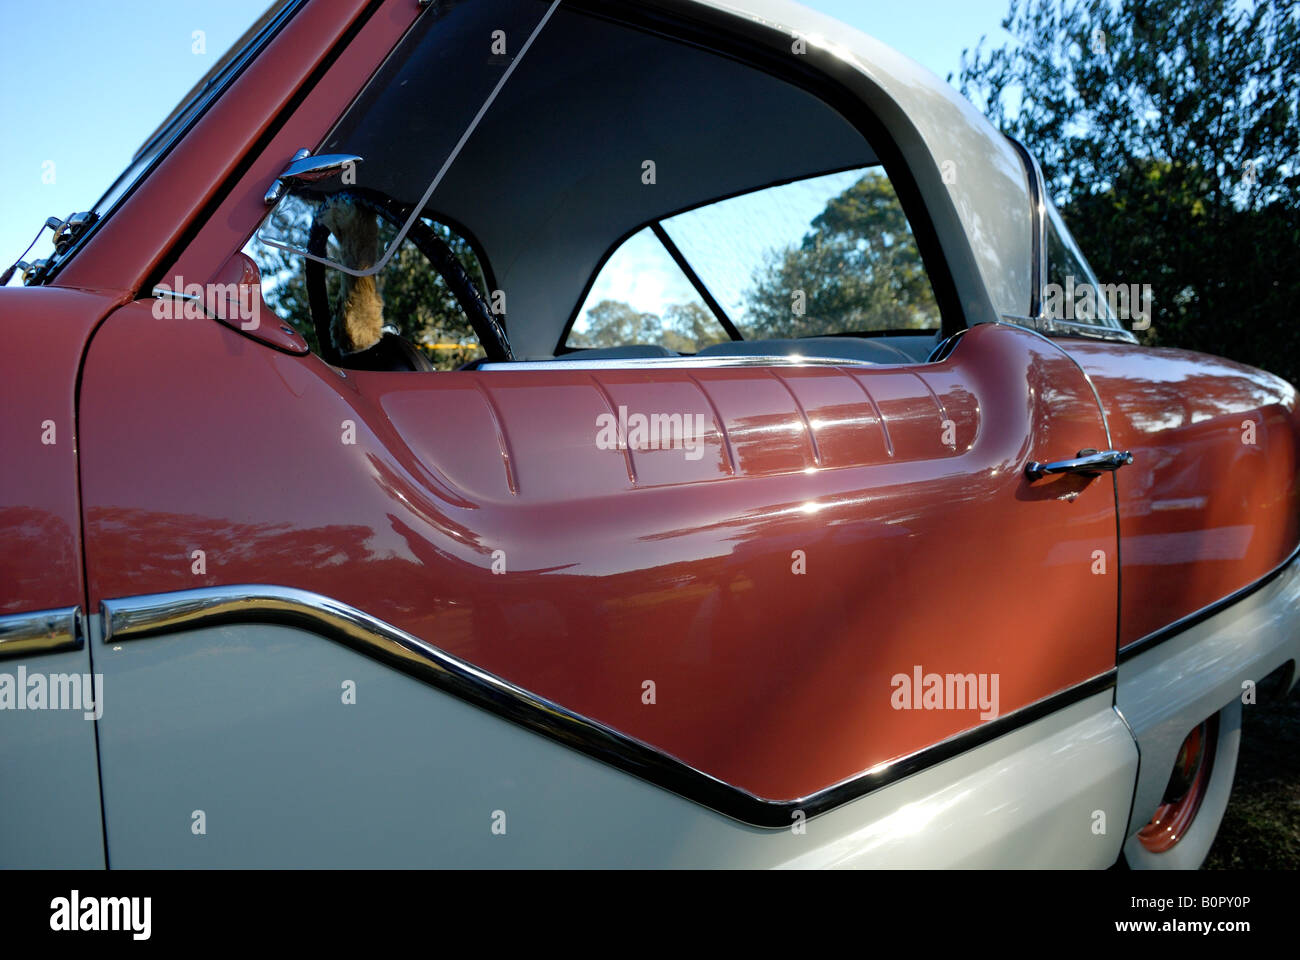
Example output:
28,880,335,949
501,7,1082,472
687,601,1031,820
999,136,1139,346
1004,136,1045,321
481,355,883,371
1118,542,1300,664
0,606,83,660
926,326,970,363
102,584,1116,827
998,314,1138,345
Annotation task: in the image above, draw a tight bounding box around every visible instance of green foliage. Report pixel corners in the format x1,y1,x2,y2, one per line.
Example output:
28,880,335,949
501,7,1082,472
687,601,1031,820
574,171,940,350
742,170,940,336
957,0,1300,383
250,218,489,370
571,299,730,353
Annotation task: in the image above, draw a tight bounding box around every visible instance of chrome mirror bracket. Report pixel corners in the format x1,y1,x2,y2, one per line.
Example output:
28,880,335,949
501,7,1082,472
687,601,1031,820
263,149,364,205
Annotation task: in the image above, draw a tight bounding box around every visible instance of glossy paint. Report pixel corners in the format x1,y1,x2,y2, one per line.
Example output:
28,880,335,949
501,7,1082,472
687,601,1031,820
1116,552,1300,837
4,0,1297,867
78,311,1117,801
0,286,120,867
1063,339,1300,651
90,615,1135,867
204,251,309,354
0,286,128,614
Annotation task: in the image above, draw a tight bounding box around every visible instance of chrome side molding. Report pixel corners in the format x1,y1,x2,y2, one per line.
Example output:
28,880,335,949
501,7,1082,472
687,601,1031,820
479,354,883,372
0,606,83,660
263,149,365,205
101,584,1116,828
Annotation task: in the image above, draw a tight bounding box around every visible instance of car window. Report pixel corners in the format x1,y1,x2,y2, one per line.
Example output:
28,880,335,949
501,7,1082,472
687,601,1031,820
256,0,556,276
248,0,947,363
245,215,492,370
568,167,941,352
1043,199,1117,328
659,167,940,339
568,228,731,353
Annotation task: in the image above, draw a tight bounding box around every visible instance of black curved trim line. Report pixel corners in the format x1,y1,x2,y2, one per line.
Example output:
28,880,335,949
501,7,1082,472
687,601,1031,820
1118,543,1300,664
649,222,742,341
102,584,1115,828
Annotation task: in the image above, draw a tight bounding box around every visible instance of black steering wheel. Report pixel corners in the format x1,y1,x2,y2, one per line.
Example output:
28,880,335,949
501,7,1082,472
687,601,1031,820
304,189,511,367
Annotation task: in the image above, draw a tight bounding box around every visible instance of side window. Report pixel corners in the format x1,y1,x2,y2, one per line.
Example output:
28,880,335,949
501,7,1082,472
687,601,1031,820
1043,200,1116,328
567,167,940,351
246,0,947,365
246,215,492,370
568,228,731,353
659,168,939,339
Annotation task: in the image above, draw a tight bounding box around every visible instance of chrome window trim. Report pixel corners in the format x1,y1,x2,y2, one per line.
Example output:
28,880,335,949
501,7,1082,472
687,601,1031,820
1005,137,1046,321
1000,138,1139,346
1038,316,1139,343
480,355,886,372
102,583,1115,828
1000,313,1140,345
35,0,311,285
0,606,84,660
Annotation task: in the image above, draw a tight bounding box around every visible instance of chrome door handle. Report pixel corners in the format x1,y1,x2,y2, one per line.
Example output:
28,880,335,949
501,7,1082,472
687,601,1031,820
1025,448,1132,481
264,149,364,204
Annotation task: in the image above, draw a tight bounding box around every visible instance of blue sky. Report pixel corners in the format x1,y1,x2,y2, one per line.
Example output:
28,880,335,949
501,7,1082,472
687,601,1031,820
0,0,1014,283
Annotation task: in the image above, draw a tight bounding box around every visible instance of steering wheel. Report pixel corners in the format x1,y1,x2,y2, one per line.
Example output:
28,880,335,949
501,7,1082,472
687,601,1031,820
304,189,511,367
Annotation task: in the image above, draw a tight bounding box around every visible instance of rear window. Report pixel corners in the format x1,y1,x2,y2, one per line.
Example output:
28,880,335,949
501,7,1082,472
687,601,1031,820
566,167,941,350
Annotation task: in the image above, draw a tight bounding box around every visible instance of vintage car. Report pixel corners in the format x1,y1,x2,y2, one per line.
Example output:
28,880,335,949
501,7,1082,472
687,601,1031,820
2,0,1298,869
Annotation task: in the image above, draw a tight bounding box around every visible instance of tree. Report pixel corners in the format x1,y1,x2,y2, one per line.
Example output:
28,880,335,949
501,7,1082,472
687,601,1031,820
571,299,730,353
956,0,1300,382
570,299,664,348
742,170,940,337
250,215,491,370
662,302,731,353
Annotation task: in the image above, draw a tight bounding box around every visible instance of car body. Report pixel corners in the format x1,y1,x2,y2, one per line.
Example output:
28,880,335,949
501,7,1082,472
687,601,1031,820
2,0,1298,868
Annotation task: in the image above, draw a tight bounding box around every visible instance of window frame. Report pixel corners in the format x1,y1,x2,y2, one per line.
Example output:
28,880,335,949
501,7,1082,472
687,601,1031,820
33,0,311,288
543,0,965,356
139,0,967,367
557,162,926,354
1003,137,1139,344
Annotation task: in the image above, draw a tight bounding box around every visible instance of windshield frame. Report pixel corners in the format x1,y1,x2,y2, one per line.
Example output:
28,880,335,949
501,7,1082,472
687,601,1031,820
33,0,307,286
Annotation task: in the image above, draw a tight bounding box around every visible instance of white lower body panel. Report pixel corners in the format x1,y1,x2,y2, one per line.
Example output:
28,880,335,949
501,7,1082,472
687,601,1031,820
1116,553,1300,839
91,617,1136,868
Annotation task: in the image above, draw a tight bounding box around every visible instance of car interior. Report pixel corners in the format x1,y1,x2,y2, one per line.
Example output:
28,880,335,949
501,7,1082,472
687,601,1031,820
251,0,947,371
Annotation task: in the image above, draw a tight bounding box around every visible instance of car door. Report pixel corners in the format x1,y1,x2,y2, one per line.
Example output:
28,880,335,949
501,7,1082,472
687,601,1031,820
75,0,1134,866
